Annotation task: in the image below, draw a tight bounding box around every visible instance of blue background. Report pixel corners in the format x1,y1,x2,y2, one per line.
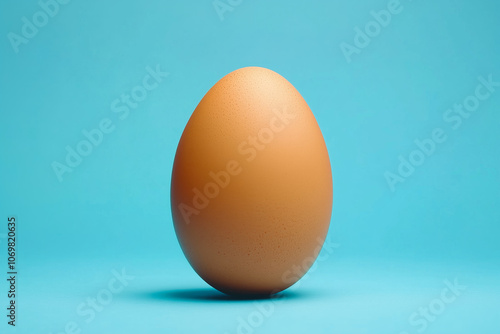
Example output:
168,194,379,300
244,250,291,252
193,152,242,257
1,0,499,333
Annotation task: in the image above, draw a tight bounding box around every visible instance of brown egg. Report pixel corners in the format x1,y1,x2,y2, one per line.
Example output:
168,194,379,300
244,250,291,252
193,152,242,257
171,67,332,295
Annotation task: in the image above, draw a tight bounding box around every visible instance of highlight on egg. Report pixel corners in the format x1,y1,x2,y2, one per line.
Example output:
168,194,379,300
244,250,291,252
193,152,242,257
171,66,333,296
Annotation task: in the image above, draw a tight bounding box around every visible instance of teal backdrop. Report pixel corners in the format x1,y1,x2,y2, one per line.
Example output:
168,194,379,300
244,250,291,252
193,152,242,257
1,0,499,333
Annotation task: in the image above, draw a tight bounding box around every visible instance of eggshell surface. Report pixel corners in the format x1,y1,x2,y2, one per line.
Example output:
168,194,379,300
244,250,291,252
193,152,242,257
171,67,332,295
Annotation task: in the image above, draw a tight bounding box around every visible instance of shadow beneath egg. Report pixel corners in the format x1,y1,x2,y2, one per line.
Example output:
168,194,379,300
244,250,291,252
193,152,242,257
146,288,306,303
